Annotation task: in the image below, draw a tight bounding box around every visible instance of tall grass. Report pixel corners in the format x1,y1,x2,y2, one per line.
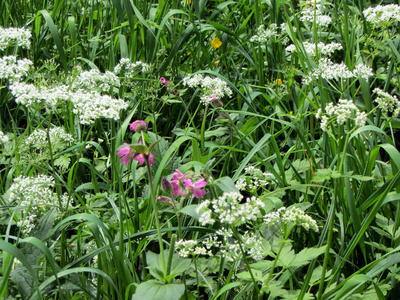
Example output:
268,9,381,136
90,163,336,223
1,0,400,299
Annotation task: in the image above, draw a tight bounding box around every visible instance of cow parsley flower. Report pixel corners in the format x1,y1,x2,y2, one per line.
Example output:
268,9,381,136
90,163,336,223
0,56,32,81
304,58,373,84
196,192,265,226
300,6,332,27
114,58,151,78
19,127,74,164
0,131,8,144
250,24,279,43
316,99,367,131
8,175,66,234
71,69,120,93
0,26,31,51
286,42,342,57
264,206,319,232
182,74,232,105
363,4,400,27
10,82,70,111
373,88,400,117
70,90,128,125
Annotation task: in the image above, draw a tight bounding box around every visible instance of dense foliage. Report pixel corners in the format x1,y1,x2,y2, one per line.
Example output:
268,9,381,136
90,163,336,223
1,0,400,299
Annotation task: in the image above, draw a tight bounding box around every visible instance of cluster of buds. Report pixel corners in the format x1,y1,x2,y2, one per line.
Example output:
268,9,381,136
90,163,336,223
116,120,154,166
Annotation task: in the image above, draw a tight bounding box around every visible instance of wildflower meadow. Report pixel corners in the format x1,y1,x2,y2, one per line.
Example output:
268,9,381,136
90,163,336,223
1,0,400,299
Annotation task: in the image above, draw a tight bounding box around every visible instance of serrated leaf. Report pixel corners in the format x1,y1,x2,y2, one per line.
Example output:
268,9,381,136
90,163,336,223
54,155,71,170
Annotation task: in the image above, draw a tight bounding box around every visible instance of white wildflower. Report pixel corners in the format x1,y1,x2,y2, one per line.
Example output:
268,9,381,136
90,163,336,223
70,90,128,125
10,82,70,110
264,206,319,232
114,58,151,78
250,24,279,43
373,88,400,117
0,56,32,81
0,131,8,143
9,175,58,234
0,27,31,51
316,99,367,131
363,4,400,27
182,74,232,105
286,42,342,57
300,6,332,27
304,58,372,84
71,69,120,93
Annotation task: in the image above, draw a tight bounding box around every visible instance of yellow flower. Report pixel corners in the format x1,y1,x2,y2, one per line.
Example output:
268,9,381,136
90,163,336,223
187,0,191,3
275,78,282,85
211,37,222,49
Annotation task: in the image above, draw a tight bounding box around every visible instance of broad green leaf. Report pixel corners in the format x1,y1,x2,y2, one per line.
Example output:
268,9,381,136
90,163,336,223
132,280,184,300
214,177,239,193
179,204,202,220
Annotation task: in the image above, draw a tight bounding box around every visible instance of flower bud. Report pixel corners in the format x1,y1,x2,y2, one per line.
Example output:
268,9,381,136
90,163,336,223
130,120,147,133
161,177,173,193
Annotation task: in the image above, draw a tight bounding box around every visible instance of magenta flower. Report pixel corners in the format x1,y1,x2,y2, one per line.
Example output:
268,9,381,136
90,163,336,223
170,169,192,197
130,120,147,133
183,178,207,198
160,77,169,86
117,143,135,165
133,153,154,166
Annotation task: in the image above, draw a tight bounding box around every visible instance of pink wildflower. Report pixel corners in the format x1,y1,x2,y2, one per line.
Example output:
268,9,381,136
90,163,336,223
130,120,147,133
117,143,135,165
134,153,154,166
183,178,207,198
160,77,169,86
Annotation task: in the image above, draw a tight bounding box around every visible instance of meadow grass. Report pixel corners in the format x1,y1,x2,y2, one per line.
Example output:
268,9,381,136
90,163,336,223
1,0,400,299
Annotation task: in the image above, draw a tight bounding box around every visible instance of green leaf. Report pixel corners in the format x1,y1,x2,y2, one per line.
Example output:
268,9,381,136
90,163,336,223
54,155,71,170
131,280,185,300
179,205,202,220
214,177,239,193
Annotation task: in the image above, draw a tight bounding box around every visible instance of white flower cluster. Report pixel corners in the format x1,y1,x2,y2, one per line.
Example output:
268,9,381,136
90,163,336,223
300,6,332,27
176,228,265,262
316,99,367,131
0,26,31,51
363,4,400,27
182,74,233,104
250,24,278,43
264,206,319,232
196,192,265,226
8,175,59,234
114,58,151,78
235,166,273,192
373,88,400,117
10,80,128,123
286,42,342,57
0,56,32,81
175,239,213,258
0,130,8,143
70,90,128,125
304,58,373,84
250,23,289,45
23,127,74,152
87,0,109,5
71,69,120,93
10,82,70,110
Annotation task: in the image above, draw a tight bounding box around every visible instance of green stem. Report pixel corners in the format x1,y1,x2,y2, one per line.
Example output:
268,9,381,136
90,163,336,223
143,131,166,276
